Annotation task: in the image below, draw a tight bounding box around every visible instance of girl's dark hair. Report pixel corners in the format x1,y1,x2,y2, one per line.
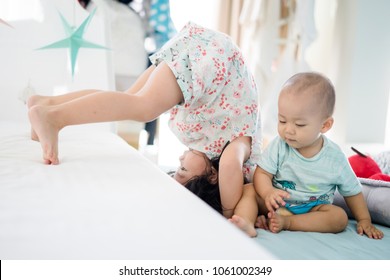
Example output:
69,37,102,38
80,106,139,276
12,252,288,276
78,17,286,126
172,141,250,215
167,155,222,214
184,155,222,214
170,142,249,214
184,154,249,215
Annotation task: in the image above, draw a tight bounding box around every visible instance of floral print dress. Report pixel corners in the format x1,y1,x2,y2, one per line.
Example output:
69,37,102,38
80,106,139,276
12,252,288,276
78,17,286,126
150,22,262,179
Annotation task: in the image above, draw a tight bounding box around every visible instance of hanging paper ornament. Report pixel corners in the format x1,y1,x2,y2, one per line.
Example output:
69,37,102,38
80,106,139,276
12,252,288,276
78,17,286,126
19,80,36,104
36,8,108,78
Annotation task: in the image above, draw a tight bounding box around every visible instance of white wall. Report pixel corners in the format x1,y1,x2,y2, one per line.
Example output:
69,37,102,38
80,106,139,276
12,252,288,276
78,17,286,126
297,0,390,153
325,0,390,152
344,0,390,144
0,0,114,124
170,0,220,30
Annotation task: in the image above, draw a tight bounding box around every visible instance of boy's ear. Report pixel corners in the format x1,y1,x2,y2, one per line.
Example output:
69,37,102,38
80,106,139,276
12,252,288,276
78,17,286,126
321,117,334,133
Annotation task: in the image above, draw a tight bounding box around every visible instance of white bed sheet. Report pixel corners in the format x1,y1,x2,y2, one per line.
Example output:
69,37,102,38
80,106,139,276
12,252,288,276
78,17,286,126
0,121,274,260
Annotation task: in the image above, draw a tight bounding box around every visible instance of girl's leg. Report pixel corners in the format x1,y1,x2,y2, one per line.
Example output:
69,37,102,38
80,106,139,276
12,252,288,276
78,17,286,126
28,62,183,165
218,136,251,218
28,65,156,140
27,90,100,109
28,90,101,140
28,65,156,108
124,65,156,94
268,204,348,233
230,183,259,237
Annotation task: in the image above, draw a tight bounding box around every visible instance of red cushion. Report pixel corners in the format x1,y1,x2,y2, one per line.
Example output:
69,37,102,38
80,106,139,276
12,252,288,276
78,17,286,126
348,154,381,178
369,173,390,182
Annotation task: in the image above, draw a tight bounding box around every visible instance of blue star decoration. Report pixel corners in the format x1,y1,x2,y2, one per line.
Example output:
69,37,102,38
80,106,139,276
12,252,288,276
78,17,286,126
37,8,108,78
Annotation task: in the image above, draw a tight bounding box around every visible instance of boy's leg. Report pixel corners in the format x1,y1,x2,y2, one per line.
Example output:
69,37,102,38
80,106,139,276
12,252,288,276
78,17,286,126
268,204,348,233
230,183,259,237
28,62,183,164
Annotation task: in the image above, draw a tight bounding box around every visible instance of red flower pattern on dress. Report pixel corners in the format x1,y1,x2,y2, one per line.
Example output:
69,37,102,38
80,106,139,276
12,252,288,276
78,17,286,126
176,122,203,133
207,89,216,95
205,137,225,154
233,108,241,116
238,80,244,90
196,77,204,91
170,107,178,120
212,58,226,85
233,91,241,98
245,104,258,115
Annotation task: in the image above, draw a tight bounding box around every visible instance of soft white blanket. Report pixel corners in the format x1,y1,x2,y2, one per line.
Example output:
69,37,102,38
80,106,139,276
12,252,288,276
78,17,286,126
0,121,273,259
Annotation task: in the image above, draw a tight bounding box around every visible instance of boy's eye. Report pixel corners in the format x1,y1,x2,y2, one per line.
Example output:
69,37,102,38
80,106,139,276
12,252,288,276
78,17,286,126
296,124,306,127
279,120,286,124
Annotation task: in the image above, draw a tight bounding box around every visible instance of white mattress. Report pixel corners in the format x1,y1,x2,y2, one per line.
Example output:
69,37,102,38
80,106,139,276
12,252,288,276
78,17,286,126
0,121,274,259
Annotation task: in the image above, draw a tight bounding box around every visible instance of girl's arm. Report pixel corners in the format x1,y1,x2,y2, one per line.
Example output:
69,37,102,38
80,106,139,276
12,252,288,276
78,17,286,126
218,136,251,218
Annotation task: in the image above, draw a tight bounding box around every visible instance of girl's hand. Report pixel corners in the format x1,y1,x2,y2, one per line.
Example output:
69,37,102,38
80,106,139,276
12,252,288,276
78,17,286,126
357,219,384,239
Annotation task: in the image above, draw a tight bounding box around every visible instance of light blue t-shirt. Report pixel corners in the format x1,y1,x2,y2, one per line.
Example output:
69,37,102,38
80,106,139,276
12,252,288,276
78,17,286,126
258,136,361,205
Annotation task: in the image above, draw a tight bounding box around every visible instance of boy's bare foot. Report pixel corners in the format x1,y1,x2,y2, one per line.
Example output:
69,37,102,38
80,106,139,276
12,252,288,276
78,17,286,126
268,211,290,233
229,215,258,237
276,207,293,216
255,208,292,231
28,105,60,165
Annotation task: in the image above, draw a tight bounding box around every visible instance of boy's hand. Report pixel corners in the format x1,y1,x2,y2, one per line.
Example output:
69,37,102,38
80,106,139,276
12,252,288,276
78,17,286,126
264,189,290,213
357,219,384,239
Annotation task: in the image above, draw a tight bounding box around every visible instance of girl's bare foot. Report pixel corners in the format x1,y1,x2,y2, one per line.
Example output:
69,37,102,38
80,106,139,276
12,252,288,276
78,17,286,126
30,128,39,141
255,215,269,230
229,215,258,237
28,105,60,165
27,95,48,141
268,211,290,233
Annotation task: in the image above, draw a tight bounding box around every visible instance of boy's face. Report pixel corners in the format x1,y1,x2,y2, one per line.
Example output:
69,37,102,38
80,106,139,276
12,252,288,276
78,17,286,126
277,90,328,154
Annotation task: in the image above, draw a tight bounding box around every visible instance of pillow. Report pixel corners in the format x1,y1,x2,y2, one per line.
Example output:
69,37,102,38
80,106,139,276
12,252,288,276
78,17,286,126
333,178,390,227
374,151,390,175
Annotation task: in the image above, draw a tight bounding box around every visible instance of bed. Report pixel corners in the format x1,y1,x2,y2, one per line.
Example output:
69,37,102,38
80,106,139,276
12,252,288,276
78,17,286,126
255,175,390,259
0,121,272,260
255,216,390,260
1,121,390,260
